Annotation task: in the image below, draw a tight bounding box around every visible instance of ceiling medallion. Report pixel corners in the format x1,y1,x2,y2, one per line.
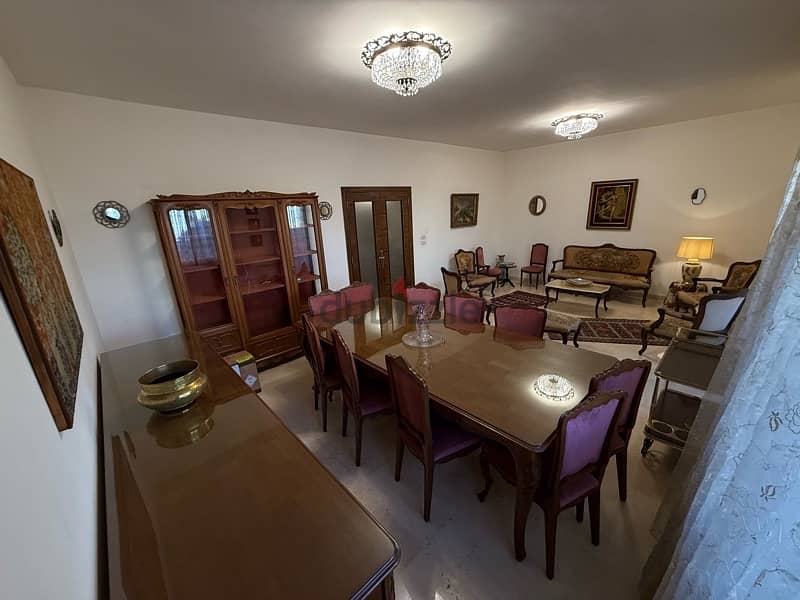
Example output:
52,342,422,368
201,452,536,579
361,31,452,97
551,113,604,140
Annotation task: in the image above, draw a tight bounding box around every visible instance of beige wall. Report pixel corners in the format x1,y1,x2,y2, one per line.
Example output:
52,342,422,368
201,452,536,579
0,58,103,599
23,89,506,350
504,104,800,293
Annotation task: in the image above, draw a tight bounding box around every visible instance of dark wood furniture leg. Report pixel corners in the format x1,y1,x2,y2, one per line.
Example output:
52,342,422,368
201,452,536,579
594,296,600,318
572,322,582,348
511,447,536,561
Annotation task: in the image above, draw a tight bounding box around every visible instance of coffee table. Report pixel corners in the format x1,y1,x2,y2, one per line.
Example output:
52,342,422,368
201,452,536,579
545,279,610,318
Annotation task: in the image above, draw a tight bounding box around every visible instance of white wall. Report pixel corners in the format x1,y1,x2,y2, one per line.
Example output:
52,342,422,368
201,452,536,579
504,104,800,293
24,89,506,350
0,58,103,600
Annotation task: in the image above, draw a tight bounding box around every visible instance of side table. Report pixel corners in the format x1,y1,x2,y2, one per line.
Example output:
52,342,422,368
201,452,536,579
496,262,517,288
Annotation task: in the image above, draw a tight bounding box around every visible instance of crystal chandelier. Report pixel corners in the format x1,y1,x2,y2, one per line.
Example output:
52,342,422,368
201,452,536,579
361,31,452,96
551,113,604,139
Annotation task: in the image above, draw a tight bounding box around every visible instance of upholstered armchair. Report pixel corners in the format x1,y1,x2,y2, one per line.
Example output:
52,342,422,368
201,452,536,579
640,289,748,354
441,267,464,296
475,246,502,279
675,260,761,313
454,249,496,296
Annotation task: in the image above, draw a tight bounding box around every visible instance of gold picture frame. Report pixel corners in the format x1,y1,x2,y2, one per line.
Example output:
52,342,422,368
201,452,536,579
450,193,478,228
586,179,638,230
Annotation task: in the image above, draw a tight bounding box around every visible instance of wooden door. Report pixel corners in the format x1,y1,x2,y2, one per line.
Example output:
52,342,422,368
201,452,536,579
341,187,414,299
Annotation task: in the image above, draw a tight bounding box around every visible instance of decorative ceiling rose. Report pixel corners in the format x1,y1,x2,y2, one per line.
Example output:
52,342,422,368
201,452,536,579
361,31,452,97
551,113,604,140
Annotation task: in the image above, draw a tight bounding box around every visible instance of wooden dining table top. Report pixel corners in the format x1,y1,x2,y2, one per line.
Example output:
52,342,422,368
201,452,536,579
312,298,618,452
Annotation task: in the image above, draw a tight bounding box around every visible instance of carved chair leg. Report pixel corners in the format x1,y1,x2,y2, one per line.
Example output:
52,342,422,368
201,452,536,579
544,509,558,579
477,449,493,502
355,418,364,467
575,500,584,522
321,387,329,432
423,459,434,522
616,451,628,502
639,327,649,355
642,289,649,307
520,271,524,286
313,384,320,411
588,491,601,546
341,404,348,437
394,438,404,481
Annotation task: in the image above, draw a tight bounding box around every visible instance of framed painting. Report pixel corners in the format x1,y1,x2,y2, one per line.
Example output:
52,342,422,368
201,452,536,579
586,179,638,230
0,159,83,430
450,193,479,228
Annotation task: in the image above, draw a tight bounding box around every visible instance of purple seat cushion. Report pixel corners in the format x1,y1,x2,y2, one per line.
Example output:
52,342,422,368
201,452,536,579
431,415,481,462
593,367,646,432
485,267,502,276
561,399,619,478
521,264,545,273
559,472,600,507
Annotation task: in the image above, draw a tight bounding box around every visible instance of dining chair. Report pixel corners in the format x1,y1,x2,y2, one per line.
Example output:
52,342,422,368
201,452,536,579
441,267,464,296
385,354,481,521
494,304,547,337
340,281,374,306
520,243,549,288
444,291,486,324
331,329,393,466
475,246,502,278
301,314,342,432
454,249,496,296
477,390,625,579
588,359,651,501
308,289,346,316
406,282,442,317
639,289,747,354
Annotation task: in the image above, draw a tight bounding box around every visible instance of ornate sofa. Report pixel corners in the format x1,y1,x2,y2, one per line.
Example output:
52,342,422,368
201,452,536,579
549,243,657,306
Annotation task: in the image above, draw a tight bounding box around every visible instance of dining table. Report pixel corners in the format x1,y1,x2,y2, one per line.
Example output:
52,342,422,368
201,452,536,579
311,297,618,561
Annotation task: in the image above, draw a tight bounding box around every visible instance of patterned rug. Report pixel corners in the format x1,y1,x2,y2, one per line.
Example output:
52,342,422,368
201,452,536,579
488,291,668,346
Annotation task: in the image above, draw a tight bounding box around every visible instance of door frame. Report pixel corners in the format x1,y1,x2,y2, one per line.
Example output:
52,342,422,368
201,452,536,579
340,187,415,293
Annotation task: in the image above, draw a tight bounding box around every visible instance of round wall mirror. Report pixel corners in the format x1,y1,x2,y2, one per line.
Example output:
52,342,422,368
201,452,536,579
93,200,130,228
318,201,333,220
528,195,547,216
690,187,706,205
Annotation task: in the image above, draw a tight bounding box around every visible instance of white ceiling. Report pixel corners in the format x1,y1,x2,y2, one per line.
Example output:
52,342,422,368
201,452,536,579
1,0,799,150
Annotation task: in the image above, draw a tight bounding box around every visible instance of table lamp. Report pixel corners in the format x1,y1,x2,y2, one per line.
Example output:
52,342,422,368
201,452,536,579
676,236,714,283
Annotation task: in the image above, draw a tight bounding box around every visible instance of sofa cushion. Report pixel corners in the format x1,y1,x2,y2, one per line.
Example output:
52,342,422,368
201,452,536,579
549,268,650,289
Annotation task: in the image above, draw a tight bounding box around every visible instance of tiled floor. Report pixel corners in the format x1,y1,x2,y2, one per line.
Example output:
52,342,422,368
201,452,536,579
258,282,681,599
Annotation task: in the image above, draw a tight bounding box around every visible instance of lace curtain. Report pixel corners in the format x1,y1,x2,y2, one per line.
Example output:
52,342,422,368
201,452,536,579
640,152,800,597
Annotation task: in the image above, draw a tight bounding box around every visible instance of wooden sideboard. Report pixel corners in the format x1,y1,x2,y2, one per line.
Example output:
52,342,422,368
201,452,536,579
98,333,399,599
151,191,328,367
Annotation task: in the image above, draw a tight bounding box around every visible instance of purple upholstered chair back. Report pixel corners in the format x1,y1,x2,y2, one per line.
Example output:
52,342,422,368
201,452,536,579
332,329,360,412
531,243,548,266
406,283,441,314
386,354,430,448
559,392,622,479
309,290,345,316
589,359,651,435
341,282,374,306
444,293,485,324
494,305,547,337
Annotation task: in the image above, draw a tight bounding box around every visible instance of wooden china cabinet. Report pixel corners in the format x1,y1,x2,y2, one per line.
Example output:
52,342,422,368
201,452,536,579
151,191,328,367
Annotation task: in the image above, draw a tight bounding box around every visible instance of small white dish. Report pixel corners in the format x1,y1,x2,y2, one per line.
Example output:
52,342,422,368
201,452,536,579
566,277,593,287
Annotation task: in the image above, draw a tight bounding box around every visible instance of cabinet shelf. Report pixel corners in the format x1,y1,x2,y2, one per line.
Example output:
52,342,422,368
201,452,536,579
190,294,228,306
229,227,277,235
183,264,221,273
235,256,282,266
296,274,321,283
240,282,286,296
292,250,318,257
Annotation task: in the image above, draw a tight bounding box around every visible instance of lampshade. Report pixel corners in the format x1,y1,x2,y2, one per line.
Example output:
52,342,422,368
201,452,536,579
676,236,715,260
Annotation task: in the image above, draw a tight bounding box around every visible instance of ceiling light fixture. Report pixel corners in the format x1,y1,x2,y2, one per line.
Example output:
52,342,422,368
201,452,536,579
551,113,604,140
361,31,452,97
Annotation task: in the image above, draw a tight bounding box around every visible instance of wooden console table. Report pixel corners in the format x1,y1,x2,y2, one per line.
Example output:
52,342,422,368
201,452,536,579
99,334,399,599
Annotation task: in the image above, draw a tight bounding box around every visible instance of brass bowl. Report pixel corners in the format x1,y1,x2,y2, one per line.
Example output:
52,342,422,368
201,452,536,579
137,359,208,414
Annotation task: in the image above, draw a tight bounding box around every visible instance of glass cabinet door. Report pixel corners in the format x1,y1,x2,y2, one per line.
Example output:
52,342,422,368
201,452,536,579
286,203,322,307
223,205,293,337
167,206,234,331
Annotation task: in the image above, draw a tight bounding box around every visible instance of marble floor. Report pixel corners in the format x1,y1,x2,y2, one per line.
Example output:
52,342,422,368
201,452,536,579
258,283,681,600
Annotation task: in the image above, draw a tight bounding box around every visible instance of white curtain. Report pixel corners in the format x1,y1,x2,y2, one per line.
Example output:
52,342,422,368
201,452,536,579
641,152,800,598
